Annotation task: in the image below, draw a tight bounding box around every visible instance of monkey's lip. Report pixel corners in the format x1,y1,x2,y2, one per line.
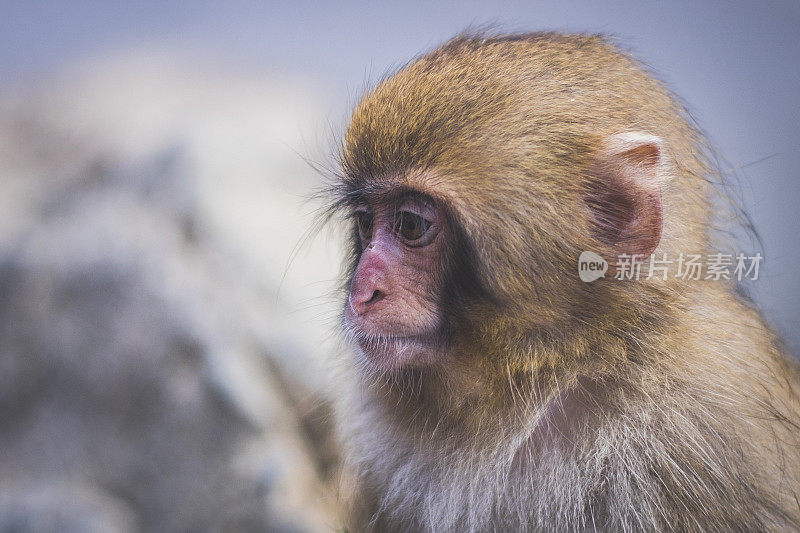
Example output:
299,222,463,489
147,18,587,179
352,330,438,369
355,332,435,351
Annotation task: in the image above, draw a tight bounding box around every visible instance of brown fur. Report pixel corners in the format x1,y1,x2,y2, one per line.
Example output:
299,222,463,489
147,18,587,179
329,32,800,532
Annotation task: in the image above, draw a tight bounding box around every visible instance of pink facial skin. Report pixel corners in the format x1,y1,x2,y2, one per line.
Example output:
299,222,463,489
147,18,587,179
344,197,447,371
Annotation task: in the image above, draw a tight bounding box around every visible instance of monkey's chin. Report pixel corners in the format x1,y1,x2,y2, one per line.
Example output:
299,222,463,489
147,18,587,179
353,333,438,372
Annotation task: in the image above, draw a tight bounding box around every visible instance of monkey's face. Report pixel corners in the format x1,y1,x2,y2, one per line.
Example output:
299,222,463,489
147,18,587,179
343,194,449,371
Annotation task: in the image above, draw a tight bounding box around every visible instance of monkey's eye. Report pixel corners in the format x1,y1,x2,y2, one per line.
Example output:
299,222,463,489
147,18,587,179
395,211,431,244
356,210,374,243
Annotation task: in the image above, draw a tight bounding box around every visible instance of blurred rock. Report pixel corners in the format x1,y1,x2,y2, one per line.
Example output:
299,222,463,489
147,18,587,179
0,484,139,533
0,52,344,531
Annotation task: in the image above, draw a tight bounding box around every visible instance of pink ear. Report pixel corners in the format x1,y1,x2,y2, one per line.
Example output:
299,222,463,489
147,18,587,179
585,133,665,261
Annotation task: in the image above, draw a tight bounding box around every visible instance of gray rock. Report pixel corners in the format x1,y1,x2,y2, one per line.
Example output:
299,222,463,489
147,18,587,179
0,55,343,532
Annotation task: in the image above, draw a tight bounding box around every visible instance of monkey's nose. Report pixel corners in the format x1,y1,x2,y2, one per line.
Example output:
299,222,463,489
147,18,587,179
350,288,385,315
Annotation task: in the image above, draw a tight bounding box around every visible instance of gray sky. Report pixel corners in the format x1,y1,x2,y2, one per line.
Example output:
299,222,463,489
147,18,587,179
2,0,798,348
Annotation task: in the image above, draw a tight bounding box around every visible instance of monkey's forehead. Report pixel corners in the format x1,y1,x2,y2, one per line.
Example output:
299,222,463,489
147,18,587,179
340,32,681,187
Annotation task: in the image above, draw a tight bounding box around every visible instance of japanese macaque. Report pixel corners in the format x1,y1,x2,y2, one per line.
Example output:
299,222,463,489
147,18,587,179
327,32,800,532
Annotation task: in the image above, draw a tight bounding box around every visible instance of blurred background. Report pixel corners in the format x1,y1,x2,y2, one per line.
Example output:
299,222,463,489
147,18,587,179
0,1,798,531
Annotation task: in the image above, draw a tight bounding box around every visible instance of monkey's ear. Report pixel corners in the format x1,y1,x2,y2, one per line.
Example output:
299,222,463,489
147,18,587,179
586,132,666,261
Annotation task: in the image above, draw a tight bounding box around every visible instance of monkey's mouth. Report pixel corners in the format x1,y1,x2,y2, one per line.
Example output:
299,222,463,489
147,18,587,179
349,329,438,370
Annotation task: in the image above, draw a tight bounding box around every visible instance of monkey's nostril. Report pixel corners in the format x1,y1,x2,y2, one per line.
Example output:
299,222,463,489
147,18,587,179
350,288,385,315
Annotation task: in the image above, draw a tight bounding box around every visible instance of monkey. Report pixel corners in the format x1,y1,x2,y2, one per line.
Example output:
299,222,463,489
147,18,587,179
325,32,800,532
